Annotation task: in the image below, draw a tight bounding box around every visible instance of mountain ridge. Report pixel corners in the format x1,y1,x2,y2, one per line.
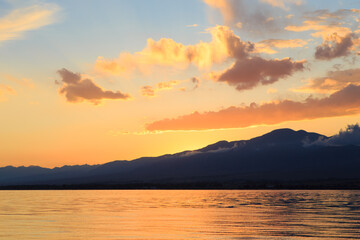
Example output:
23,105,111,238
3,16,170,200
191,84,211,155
1,127,360,189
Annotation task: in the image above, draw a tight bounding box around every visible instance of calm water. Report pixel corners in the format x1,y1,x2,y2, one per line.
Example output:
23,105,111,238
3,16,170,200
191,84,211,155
0,190,360,239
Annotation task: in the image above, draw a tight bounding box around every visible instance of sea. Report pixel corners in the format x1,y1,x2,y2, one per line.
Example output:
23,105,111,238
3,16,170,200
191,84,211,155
1,190,359,239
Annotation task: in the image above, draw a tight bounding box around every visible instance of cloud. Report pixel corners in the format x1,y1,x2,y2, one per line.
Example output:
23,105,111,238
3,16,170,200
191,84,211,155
0,3,59,44
141,86,155,97
255,38,308,54
186,24,198,27
285,20,352,40
285,9,360,59
57,68,131,104
326,123,360,146
146,84,360,131
191,77,200,89
141,77,202,96
95,24,304,92
95,25,253,76
141,80,180,97
315,33,354,60
2,74,34,88
267,87,278,94
210,57,305,91
295,67,360,93
203,0,296,35
260,0,303,11
157,80,179,89
203,0,237,25
304,9,360,22
0,84,16,102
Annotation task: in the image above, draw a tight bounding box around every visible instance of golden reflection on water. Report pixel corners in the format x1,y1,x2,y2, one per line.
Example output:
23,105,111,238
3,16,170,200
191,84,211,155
1,190,360,239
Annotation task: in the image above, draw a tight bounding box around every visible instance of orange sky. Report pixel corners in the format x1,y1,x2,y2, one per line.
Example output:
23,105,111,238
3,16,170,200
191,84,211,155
1,0,360,167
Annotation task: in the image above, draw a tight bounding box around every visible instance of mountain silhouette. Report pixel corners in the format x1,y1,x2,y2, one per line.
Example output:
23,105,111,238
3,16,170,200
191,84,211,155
1,128,360,189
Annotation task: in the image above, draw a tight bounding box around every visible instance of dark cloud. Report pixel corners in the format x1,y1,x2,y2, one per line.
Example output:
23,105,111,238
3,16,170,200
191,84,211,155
204,25,306,92
213,57,305,91
146,84,360,131
315,34,354,60
57,68,81,84
191,77,200,89
57,68,131,104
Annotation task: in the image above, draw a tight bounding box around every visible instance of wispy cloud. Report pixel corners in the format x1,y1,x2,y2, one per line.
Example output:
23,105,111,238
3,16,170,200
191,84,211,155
2,74,34,88
140,80,180,97
186,24,199,27
0,3,60,44
255,38,308,54
0,84,16,102
260,0,303,11
294,67,360,94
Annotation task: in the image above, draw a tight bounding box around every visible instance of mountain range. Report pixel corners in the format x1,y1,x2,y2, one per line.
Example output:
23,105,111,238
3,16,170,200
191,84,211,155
1,127,360,189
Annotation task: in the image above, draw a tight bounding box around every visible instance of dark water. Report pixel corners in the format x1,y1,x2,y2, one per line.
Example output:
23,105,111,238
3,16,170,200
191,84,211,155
1,190,360,239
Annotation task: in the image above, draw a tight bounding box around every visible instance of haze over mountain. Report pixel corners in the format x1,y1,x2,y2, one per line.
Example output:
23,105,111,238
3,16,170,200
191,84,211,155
1,125,360,189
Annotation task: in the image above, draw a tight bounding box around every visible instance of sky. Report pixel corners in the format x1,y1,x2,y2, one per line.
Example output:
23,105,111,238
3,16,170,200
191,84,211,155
1,0,360,167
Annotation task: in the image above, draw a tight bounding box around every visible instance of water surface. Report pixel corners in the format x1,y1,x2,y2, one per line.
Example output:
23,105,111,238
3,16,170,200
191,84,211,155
1,190,360,239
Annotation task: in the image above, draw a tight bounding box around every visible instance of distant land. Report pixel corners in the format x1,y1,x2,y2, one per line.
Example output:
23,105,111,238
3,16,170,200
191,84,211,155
2,125,360,190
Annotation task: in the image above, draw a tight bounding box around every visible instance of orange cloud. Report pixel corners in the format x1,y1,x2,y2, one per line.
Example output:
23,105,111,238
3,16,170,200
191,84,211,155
141,85,155,97
157,80,179,89
285,9,358,37
285,20,352,40
95,25,253,76
210,57,305,91
255,38,308,54
294,68,360,94
141,80,180,97
0,84,16,102
186,24,199,27
203,0,236,25
0,3,59,43
95,24,305,93
267,87,278,94
146,84,360,131
57,68,131,104
141,77,201,96
261,0,303,11
2,74,34,88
